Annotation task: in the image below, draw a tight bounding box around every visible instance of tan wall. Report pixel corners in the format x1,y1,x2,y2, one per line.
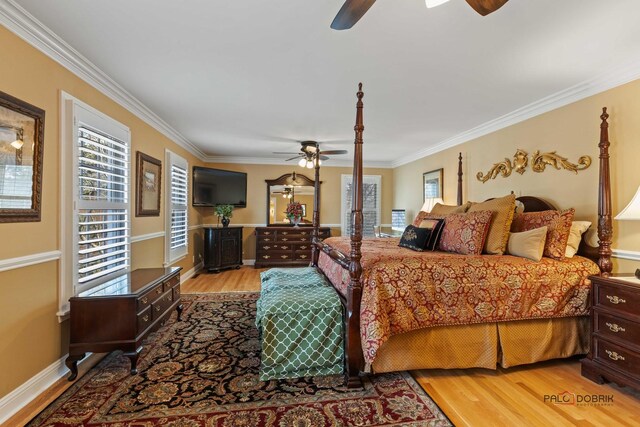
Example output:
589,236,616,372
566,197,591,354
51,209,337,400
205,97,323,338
393,78,640,273
0,26,204,398
198,163,394,259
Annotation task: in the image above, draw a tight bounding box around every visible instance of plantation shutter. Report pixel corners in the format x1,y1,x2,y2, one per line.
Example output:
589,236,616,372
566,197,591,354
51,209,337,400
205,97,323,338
166,151,188,263
341,175,381,238
75,125,130,293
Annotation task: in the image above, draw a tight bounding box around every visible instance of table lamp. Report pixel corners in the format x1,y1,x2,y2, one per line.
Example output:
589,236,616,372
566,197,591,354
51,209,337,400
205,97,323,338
615,186,640,278
421,197,444,213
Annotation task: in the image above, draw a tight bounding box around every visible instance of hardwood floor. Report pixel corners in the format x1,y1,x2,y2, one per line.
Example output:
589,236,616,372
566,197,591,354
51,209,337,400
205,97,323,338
8,266,640,426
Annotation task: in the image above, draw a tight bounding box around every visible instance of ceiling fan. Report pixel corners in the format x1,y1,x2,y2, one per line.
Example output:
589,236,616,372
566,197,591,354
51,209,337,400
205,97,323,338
331,0,509,30
273,141,348,169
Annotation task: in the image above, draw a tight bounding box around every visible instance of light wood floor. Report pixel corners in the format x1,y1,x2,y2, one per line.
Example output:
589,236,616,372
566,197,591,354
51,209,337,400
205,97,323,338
8,266,640,427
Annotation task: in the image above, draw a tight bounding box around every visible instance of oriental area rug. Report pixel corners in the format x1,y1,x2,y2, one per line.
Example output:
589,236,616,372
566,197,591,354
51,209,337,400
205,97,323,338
29,292,451,426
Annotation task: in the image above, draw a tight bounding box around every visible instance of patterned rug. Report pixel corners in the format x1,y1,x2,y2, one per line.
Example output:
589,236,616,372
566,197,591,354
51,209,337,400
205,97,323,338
29,292,451,426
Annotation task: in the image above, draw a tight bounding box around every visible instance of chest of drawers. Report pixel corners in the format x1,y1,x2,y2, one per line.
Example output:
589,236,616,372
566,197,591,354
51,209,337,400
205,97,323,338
581,274,640,391
254,226,331,268
65,267,182,380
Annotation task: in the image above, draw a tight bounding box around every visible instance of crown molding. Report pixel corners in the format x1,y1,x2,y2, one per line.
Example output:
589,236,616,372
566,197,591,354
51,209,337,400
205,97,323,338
391,59,640,168
204,155,393,169
0,0,207,160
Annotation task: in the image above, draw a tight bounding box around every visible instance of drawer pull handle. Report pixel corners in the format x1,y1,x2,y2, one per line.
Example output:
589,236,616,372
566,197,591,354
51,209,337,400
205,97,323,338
282,232,288,235
263,246,271,250
264,238,271,242
605,350,625,361
264,232,271,235
282,238,288,241
606,295,626,304
300,246,307,250
263,255,270,259
165,296,172,303
141,297,148,304
143,315,149,322
281,246,288,250
155,305,161,312
281,255,288,259
156,287,162,295
300,255,307,259
605,322,626,333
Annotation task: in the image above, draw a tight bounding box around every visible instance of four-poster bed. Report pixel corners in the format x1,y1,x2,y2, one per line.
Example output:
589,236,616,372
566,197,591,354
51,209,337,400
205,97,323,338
309,84,613,388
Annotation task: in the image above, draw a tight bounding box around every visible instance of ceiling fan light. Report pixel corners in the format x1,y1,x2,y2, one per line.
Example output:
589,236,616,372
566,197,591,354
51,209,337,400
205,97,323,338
306,160,314,169
425,0,451,8
298,158,306,167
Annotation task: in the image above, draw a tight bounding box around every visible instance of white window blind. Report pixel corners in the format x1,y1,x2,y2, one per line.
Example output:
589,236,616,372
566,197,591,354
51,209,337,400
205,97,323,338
341,175,381,238
75,126,129,291
166,151,188,263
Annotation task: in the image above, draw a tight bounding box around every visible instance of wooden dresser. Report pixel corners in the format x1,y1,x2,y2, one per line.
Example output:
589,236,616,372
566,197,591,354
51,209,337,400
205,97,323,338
203,226,243,272
254,226,331,268
581,274,640,391
66,267,182,380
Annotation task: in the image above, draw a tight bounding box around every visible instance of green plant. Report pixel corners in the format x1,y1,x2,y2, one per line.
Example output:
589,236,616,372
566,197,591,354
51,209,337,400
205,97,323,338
214,204,234,218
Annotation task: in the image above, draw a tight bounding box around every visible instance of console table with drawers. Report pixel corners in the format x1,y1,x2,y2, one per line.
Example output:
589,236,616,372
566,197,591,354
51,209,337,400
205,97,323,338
65,267,182,380
254,226,331,268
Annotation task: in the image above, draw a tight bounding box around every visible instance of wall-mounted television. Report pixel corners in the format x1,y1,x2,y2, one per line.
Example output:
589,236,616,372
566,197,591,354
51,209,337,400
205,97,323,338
192,166,247,207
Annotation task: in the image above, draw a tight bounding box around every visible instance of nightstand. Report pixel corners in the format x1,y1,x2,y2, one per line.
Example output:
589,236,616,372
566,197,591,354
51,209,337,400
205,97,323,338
581,274,640,391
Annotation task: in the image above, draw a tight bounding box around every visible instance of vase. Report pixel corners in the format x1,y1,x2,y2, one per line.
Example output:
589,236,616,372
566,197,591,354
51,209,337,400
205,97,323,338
291,217,301,227
221,217,230,227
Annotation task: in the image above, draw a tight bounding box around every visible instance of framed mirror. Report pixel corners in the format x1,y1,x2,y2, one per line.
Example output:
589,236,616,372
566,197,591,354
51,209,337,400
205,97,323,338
266,173,319,225
0,91,45,222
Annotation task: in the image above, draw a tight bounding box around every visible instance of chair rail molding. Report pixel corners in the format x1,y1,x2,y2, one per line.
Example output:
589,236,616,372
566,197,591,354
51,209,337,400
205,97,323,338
0,250,61,273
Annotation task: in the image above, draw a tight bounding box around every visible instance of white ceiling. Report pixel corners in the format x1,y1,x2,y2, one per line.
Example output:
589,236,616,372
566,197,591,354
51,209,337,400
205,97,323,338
11,0,640,167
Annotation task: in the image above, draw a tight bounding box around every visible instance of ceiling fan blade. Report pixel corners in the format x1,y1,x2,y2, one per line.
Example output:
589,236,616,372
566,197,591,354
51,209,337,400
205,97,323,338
465,0,509,16
319,149,348,155
330,0,377,30
285,155,302,161
319,155,330,161
273,151,301,155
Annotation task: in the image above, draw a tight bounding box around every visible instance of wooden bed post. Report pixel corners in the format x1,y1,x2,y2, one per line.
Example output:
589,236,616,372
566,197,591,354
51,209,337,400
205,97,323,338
311,143,321,266
345,83,365,388
597,107,613,276
457,152,463,206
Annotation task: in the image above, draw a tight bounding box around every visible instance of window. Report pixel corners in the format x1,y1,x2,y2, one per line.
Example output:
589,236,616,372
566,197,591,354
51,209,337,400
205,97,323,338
60,93,131,316
391,209,406,231
165,150,188,264
341,175,381,238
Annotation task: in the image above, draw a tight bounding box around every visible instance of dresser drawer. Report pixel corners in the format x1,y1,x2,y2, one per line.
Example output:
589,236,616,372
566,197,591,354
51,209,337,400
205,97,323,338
258,251,293,261
151,289,174,320
163,274,180,291
256,229,275,237
137,282,164,312
594,338,640,378
595,310,640,345
137,306,152,332
596,283,640,317
257,236,275,243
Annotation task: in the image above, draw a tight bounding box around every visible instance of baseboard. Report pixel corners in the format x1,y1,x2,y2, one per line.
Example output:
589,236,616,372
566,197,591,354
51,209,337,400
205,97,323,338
181,262,203,281
0,353,89,424
243,259,255,266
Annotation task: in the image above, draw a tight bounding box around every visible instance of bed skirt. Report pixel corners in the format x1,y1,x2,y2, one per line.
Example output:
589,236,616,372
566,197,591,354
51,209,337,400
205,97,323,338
370,316,589,373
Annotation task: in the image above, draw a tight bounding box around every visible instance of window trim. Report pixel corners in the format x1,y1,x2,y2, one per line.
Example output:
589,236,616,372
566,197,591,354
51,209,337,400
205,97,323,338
164,149,188,266
59,92,131,320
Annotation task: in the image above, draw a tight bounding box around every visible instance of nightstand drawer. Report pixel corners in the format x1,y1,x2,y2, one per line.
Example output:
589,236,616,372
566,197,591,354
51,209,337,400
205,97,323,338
596,283,640,316
595,310,640,345
594,338,640,378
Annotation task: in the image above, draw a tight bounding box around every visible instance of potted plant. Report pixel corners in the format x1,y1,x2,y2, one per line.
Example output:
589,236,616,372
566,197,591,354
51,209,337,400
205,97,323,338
214,204,234,227
285,202,303,227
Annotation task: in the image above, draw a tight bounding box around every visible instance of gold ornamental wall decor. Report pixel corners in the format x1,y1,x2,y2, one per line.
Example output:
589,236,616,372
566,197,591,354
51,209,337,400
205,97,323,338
476,149,591,183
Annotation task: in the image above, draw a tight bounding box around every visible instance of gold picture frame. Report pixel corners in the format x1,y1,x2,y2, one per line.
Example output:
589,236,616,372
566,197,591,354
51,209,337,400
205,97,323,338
0,91,45,223
136,152,162,216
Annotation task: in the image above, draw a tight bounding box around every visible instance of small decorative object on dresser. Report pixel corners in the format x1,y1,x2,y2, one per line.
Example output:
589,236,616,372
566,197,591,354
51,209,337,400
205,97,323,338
66,267,182,381
214,204,234,227
203,226,243,272
581,274,640,391
255,226,331,268
285,201,304,227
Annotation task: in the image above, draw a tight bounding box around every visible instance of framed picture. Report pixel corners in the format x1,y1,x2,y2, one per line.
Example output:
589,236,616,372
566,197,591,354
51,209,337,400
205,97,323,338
0,91,45,223
301,203,307,218
423,168,443,202
136,152,162,216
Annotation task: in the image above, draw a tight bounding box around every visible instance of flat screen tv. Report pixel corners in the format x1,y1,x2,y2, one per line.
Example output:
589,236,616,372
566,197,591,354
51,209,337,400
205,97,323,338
192,166,247,207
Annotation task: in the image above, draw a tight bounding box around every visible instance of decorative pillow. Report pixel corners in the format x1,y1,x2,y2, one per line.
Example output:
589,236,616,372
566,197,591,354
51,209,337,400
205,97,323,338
430,201,472,216
468,194,516,255
438,211,493,255
507,226,548,262
412,211,446,226
565,221,592,258
511,208,575,260
417,218,446,250
399,225,431,251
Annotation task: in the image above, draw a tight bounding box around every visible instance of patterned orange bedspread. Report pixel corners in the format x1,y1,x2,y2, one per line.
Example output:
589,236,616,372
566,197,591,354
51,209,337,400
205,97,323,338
317,236,600,367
